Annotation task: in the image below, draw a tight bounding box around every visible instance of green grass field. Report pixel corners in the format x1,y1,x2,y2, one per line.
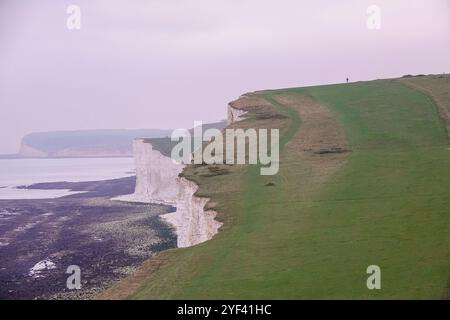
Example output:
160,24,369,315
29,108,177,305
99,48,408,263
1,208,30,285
101,76,450,299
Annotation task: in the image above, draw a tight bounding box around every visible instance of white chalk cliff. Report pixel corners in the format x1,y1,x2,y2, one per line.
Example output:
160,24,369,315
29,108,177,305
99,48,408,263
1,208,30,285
115,139,222,248
162,178,222,248
115,139,184,205
227,104,247,125
117,100,249,248
18,142,47,158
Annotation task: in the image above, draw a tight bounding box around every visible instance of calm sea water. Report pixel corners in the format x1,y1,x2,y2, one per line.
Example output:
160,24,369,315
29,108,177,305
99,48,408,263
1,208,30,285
0,158,135,199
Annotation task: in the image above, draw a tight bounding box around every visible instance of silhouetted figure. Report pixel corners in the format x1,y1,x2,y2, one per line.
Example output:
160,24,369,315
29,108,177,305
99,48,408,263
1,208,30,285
346,77,349,83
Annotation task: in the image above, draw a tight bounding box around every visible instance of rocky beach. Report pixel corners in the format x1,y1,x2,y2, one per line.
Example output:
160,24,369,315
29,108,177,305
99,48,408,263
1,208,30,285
0,176,176,299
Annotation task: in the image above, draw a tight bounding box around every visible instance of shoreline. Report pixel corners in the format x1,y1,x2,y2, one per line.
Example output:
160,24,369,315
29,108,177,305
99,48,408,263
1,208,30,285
0,176,177,300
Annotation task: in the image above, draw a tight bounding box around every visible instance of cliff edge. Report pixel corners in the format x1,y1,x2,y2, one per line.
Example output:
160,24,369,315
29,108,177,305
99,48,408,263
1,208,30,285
116,138,225,248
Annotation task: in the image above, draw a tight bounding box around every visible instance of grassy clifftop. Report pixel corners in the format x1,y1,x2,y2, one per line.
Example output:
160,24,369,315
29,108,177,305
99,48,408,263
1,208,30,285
100,76,450,299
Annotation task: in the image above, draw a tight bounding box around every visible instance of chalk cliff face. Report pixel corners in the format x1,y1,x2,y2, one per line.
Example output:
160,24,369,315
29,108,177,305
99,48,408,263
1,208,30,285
119,104,251,248
161,178,221,248
117,139,222,248
18,142,47,158
115,139,184,204
227,104,247,125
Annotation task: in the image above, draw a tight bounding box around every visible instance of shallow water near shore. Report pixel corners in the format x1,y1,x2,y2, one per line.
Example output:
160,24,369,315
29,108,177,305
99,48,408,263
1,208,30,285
0,157,135,199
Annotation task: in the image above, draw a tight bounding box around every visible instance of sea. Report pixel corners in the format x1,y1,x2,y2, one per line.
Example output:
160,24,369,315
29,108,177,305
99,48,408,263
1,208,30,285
0,157,135,199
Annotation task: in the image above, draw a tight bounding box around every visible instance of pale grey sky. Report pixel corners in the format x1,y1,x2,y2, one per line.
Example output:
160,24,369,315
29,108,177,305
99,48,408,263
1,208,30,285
1,0,449,153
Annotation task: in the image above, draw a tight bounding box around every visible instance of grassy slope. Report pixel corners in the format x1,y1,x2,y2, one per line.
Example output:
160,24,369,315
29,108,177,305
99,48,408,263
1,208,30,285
102,78,450,299
399,75,450,135
302,80,449,298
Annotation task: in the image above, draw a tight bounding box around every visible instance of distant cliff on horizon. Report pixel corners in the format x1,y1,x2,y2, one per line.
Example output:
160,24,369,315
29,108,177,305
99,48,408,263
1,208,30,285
11,129,174,158
2,122,228,159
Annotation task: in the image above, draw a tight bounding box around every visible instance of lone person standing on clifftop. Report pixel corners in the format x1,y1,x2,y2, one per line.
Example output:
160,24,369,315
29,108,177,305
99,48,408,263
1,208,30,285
346,77,349,83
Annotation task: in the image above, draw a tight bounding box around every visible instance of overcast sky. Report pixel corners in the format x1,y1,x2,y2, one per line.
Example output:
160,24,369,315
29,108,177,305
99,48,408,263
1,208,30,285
0,0,449,153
